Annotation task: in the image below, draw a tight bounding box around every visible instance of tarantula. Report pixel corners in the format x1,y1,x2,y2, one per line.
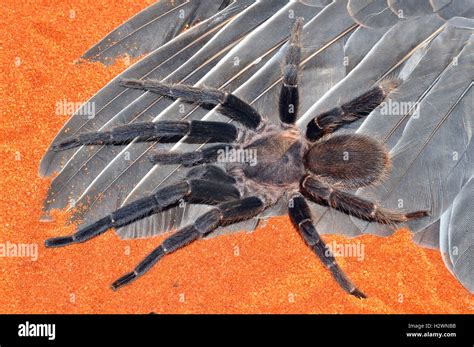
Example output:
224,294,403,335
45,19,428,298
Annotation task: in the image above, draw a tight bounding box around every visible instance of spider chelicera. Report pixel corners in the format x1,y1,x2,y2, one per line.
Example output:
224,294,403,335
46,18,429,298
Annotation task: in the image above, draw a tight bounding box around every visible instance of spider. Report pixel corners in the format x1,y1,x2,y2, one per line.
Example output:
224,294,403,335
45,18,429,298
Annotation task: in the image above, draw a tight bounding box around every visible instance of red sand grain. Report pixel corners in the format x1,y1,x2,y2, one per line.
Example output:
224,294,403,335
1,0,473,314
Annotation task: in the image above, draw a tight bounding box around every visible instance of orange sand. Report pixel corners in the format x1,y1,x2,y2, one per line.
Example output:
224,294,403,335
1,0,473,314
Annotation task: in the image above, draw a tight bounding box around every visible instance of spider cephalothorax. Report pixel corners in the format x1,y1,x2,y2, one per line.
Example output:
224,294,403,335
46,18,428,298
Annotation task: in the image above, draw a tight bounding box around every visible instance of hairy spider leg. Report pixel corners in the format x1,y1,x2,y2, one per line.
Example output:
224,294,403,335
279,17,303,125
289,194,366,298
301,175,429,225
44,180,240,248
121,79,262,129
306,80,401,141
111,196,266,290
53,120,239,151
185,164,236,185
150,143,236,167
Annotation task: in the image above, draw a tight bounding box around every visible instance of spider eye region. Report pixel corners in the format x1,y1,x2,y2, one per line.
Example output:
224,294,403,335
305,134,390,189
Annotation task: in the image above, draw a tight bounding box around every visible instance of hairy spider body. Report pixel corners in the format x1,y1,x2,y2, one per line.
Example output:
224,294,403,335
241,126,305,188
46,18,429,298
306,134,391,189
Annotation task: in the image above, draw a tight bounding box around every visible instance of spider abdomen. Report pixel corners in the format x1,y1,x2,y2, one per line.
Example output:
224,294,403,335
305,134,390,189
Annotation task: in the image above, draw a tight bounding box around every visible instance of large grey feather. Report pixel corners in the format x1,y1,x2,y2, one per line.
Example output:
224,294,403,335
347,0,400,28
316,18,474,292
39,0,255,179
315,20,472,234
352,35,473,235
294,13,448,236
358,17,473,150
354,36,473,292
387,0,436,18
82,0,229,64
40,0,260,217
343,25,390,73
431,0,474,20
442,175,474,292
412,220,441,250
297,14,445,128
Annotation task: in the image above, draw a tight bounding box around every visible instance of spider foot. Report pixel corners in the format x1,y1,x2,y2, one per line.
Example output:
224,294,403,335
350,288,368,299
111,271,137,291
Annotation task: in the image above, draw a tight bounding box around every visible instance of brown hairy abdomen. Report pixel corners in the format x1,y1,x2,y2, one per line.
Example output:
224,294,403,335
305,134,390,189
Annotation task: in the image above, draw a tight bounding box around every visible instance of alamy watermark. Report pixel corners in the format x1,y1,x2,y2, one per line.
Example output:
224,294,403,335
380,99,421,118
55,99,96,118
325,240,365,261
216,147,258,166
18,321,55,341
0,241,38,261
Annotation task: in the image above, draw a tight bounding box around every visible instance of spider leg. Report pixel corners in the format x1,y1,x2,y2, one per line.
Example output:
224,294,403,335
111,196,266,290
279,18,303,125
121,79,262,129
306,80,400,141
301,175,429,225
185,164,236,185
289,194,366,298
45,179,240,248
150,143,235,167
53,120,239,151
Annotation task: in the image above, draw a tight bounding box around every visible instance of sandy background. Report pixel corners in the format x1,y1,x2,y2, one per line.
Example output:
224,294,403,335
1,0,473,313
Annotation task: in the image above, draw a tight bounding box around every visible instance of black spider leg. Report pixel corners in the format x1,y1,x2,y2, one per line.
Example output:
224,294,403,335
111,196,266,290
306,80,401,141
150,143,236,167
53,120,239,151
121,79,262,129
279,18,303,125
289,194,366,298
45,179,240,248
185,164,236,185
301,175,429,225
